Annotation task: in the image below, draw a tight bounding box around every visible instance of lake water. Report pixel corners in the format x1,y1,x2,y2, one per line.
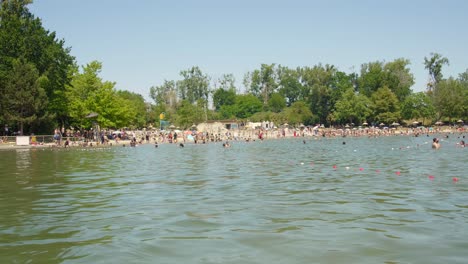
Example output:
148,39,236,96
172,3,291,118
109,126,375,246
0,135,467,263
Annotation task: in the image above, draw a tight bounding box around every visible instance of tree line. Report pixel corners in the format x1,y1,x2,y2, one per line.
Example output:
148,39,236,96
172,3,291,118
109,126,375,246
1,1,467,135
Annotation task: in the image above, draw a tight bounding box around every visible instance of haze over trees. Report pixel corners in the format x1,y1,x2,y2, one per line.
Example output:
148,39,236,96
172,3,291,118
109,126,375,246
0,1,467,135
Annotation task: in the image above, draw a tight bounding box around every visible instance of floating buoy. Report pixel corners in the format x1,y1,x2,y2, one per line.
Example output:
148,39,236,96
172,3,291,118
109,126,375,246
395,171,401,176
428,175,435,180
333,165,337,169
359,167,364,171
375,170,380,173
345,166,350,170
453,177,459,182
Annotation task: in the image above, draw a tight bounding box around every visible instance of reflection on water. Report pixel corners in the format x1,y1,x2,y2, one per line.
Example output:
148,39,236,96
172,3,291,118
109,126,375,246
0,135,467,263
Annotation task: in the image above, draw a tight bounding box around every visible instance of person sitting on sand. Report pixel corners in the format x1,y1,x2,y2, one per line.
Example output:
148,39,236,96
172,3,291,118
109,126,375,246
432,138,440,149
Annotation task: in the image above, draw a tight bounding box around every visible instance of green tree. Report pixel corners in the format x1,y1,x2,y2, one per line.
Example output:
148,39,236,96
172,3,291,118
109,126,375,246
0,0,75,130
234,94,263,118
149,80,177,108
66,61,132,129
283,101,313,126
174,99,205,128
277,66,303,106
177,66,210,104
217,73,236,92
334,88,372,125
401,92,434,123
382,58,414,102
116,90,148,128
245,64,278,105
3,58,49,135
434,78,465,122
267,92,286,113
371,86,401,124
212,88,236,111
300,64,336,124
424,52,449,92
358,61,385,97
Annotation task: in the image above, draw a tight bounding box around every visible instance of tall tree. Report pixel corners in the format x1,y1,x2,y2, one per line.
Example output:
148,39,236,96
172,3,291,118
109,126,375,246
334,88,372,125
401,92,434,123
245,64,278,105
212,88,236,111
149,80,177,107
267,92,286,113
358,61,385,97
371,86,401,124
65,61,132,129
300,64,336,124
217,73,236,92
234,94,262,118
0,0,75,132
382,58,414,102
116,90,148,128
3,58,49,135
283,101,313,126
277,66,303,106
177,66,210,104
424,52,449,92
433,77,465,122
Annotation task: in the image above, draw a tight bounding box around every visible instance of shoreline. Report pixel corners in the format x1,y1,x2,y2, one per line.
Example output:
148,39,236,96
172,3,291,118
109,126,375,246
1,128,465,150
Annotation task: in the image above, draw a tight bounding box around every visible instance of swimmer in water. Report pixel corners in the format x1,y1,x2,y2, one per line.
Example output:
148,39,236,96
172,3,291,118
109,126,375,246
432,138,440,149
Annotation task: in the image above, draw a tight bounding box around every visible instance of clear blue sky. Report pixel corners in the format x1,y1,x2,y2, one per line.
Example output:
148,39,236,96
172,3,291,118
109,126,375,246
30,0,468,101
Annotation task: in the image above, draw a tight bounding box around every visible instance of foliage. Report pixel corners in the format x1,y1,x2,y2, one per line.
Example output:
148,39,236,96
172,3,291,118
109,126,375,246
149,80,177,107
216,74,236,92
283,101,313,126
244,64,278,105
212,88,236,111
173,99,205,129
3,58,49,134
0,0,75,132
401,92,434,121
424,52,449,92
234,94,263,118
433,77,466,121
177,66,210,105
334,88,372,125
358,59,414,102
65,61,133,129
116,90,148,128
267,92,286,113
371,86,401,124
277,66,303,106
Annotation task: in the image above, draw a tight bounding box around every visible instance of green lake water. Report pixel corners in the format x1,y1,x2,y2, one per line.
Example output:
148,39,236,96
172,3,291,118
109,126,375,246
0,135,467,263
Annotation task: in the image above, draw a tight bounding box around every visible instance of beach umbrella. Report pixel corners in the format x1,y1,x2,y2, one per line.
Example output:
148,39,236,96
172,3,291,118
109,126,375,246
457,119,463,123
412,121,419,125
435,121,443,125
362,122,368,126
391,122,400,126
379,123,385,126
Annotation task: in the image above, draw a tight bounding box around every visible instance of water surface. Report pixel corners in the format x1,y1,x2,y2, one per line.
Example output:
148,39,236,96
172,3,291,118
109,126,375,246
1,135,467,263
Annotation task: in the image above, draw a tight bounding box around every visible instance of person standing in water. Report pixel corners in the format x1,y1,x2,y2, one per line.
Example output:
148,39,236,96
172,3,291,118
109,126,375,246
432,138,440,149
